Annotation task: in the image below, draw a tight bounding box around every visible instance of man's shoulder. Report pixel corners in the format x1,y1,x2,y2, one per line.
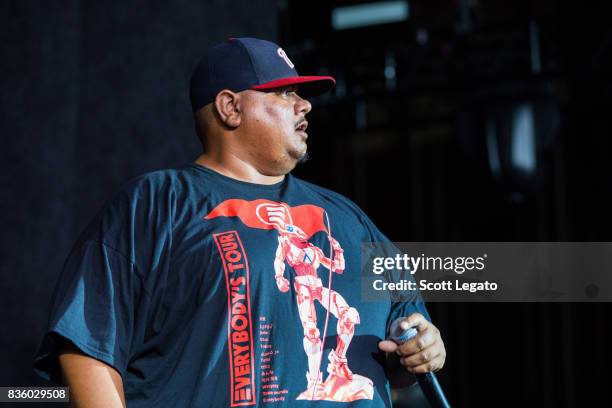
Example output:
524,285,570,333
291,176,388,240
96,165,205,217
291,176,365,215
116,164,198,197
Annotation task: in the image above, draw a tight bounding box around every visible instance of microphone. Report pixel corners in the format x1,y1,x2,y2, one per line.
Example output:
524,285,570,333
389,318,451,408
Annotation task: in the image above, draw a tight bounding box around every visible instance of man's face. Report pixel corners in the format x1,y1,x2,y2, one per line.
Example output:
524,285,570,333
237,85,312,175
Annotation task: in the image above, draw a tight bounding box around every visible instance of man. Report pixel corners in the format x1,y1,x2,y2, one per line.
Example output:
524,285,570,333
34,37,445,407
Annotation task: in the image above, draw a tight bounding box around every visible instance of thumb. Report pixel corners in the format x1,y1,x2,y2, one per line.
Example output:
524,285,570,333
378,340,399,353
401,313,428,332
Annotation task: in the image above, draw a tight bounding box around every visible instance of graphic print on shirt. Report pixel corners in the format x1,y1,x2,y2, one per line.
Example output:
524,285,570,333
206,199,374,403
213,231,257,407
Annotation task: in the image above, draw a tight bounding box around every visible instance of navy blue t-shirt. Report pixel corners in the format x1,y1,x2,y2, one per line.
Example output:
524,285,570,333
34,164,428,407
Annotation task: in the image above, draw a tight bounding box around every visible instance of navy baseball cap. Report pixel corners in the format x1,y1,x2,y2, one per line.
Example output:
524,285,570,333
190,37,336,111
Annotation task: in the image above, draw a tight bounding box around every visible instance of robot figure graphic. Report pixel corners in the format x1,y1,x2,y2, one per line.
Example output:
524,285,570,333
259,203,374,402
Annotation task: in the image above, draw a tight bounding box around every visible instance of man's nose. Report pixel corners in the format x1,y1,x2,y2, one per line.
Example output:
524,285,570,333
295,95,312,115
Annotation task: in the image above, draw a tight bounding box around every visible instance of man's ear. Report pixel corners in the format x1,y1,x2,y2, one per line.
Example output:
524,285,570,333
214,90,242,128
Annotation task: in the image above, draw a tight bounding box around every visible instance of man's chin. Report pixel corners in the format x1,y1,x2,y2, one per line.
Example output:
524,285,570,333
288,148,309,165
297,150,310,164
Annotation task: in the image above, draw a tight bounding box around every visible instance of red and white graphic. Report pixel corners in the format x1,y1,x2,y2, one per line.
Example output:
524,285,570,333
207,200,374,403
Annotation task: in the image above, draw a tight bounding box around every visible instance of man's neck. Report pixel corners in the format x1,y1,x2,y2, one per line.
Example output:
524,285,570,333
195,152,285,185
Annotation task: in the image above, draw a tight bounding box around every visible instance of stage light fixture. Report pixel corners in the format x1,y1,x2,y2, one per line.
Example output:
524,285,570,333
331,1,409,30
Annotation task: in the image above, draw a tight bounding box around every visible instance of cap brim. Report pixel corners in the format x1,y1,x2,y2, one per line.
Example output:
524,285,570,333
251,76,336,98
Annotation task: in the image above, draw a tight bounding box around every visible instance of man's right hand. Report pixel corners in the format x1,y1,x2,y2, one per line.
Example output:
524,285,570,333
58,340,126,407
275,276,290,292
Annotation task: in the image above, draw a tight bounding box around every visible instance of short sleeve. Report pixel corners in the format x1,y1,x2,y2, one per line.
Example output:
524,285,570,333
380,245,432,335
351,204,432,333
386,297,431,335
34,239,146,383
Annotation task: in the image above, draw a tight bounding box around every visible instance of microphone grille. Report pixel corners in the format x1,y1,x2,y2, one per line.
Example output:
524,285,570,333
389,317,419,344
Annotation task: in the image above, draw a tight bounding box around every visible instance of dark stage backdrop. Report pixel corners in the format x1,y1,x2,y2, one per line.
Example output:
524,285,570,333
2,1,612,408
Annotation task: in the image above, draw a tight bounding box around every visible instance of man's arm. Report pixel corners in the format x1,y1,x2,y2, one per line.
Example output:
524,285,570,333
58,341,126,408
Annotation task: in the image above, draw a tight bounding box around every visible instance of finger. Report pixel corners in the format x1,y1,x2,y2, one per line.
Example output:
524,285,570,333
378,340,399,353
398,327,436,355
400,313,429,332
406,355,445,374
400,344,442,368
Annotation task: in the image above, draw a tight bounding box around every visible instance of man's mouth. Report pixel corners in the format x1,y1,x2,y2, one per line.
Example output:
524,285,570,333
295,120,308,135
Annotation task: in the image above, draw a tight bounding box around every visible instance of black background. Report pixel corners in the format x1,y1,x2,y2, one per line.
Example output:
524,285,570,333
1,1,611,407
